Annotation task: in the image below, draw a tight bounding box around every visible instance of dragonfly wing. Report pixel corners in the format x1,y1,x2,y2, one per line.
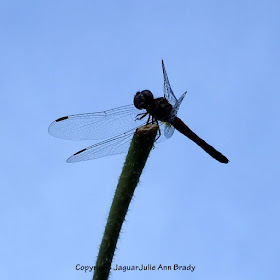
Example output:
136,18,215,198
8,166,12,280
170,91,187,120
49,104,147,140
164,122,175,138
162,60,177,106
67,121,174,163
66,130,135,163
154,121,174,144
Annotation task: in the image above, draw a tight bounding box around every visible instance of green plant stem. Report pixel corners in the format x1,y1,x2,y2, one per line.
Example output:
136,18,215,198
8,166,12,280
92,124,158,280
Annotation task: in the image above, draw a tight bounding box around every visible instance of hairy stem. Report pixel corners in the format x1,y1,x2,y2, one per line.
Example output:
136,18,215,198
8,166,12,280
93,124,158,280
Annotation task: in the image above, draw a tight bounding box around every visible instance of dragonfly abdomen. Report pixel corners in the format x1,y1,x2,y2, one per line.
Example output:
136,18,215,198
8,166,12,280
172,117,229,164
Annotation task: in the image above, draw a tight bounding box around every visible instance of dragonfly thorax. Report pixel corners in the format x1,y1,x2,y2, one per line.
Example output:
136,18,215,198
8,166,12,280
150,97,173,122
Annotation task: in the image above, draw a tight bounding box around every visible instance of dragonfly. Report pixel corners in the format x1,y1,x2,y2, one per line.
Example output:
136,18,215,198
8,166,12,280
48,61,229,164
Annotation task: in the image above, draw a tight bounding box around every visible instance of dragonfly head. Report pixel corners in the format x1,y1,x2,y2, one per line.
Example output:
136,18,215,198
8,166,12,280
134,90,155,110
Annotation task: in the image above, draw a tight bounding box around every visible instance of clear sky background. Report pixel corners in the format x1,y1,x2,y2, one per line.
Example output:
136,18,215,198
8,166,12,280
1,1,279,279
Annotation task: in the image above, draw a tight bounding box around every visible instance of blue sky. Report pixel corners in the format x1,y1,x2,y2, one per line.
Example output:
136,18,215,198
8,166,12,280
1,1,279,279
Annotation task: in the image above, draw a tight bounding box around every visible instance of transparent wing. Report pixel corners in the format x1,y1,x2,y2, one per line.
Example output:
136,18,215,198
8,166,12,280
48,104,147,140
66,121,172,163
170,91,187,121
66,129,136,163
155,121,175,144
163,122,175,139
162,60,177,106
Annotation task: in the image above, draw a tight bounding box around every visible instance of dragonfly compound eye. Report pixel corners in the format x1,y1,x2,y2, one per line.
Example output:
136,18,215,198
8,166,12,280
134,90,154,110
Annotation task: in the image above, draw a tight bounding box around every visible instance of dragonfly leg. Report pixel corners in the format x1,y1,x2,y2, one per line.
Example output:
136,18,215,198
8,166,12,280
154,119,161,141
146,114,152,125
136,112,148,121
